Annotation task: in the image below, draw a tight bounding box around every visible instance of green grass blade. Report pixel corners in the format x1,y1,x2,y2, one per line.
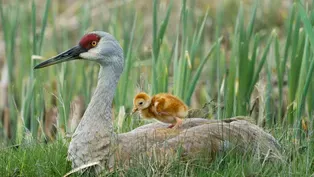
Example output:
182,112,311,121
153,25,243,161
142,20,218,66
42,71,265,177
247,0,258,40
247,34,260,92
296,2,314,138
236,2,250,115
248,32,274,97
281,3,296,92
151,0,159,94
274,34,283,122
164,42,176,92
157,0,172,55
295,36,309,131
38,0,51,55
225,36,239,118
265,61,273,127
186,39,220,104
287,14,303,125
184,9,209,100
190,9,209,62
121,13,137,105
298,3,314,52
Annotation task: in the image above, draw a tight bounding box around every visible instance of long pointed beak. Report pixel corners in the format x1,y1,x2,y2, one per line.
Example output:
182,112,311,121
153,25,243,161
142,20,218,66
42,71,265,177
34,45,87,69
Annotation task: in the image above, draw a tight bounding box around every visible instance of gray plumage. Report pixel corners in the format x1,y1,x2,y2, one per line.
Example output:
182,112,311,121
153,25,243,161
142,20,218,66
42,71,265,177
35,31,124,170
67,32,124,169
35,31,282,174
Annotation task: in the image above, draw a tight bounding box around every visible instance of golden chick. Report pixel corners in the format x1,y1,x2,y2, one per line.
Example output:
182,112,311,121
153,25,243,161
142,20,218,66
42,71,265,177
132,92,188,129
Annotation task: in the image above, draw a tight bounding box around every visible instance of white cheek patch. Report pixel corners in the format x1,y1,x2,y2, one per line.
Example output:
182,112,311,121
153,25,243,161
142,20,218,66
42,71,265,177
89,47,101,54
80,51,98,60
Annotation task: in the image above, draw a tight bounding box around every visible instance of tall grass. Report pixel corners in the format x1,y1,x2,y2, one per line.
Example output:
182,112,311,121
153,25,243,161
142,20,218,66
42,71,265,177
0,1,19,142
222,1,274,118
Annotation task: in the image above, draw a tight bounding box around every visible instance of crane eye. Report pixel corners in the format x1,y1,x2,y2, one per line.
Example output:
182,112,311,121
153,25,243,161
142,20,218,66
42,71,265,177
91,41,97,47
139,102,143,105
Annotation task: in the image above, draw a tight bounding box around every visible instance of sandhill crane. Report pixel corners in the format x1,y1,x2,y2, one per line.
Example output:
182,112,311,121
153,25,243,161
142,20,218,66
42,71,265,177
35,31,281,173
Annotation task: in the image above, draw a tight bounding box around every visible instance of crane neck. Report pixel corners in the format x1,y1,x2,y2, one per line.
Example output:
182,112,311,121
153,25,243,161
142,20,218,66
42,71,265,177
81,63,121,132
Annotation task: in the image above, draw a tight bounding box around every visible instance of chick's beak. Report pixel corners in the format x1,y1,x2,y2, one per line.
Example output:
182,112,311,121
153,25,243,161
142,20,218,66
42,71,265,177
131,108,138,115
34,45,87,69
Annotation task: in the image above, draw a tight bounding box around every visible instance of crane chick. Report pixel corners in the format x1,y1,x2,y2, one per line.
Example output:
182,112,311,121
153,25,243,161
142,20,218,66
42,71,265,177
132,92,188,129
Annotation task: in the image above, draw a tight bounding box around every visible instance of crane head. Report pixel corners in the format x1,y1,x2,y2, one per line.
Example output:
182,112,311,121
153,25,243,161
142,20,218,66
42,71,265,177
34,31,124,69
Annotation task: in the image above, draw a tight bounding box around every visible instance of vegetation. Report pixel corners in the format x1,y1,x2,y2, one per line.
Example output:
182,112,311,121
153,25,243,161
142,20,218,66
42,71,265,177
0,0,313,176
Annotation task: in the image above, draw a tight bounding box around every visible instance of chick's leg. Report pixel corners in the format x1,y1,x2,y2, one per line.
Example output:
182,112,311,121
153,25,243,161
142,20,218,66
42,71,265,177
157,111,174,128
172,117,183,129
167,124,175,128
156,110,177,128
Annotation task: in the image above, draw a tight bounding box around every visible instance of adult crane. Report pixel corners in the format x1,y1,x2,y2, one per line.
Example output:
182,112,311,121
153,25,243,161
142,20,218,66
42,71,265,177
35,31,281,173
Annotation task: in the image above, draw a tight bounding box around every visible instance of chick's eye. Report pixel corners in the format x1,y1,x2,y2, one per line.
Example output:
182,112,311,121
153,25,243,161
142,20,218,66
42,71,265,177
139,102,143,105
91,41,97,47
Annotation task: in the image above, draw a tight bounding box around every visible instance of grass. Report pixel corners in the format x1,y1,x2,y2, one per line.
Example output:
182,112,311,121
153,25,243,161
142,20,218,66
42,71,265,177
0,141,70,177
0,0,314,176
0,129,313,177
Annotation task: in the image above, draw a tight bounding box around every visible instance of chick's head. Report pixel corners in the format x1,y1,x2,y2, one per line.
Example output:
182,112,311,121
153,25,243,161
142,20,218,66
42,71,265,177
132,92,151,113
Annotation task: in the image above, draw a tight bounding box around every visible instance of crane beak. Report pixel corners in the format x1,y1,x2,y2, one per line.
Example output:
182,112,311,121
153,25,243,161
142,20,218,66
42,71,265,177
34,45,87,69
